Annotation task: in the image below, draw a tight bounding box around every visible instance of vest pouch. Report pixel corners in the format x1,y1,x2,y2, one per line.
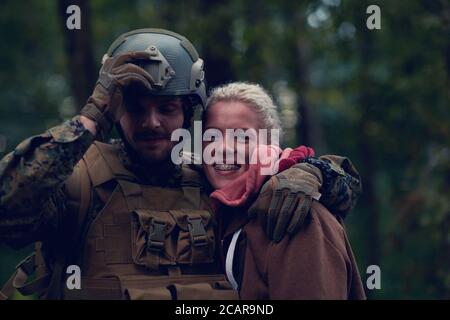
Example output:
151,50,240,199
168,280,238,300
131,209,177,269
125,287,172,300
131,209,215,270
168,209,215,265
123,277,238,300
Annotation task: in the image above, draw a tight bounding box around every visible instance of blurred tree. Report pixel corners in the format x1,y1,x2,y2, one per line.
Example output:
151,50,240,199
352,0,381,277
278,0,326,150
197,0,236,88
57,0,96,109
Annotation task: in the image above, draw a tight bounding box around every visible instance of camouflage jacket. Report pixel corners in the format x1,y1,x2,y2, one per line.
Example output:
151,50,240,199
0,116,362,249
0,116,95,248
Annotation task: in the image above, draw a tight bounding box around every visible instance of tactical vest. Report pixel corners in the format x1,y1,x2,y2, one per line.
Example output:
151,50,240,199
1,141,237,300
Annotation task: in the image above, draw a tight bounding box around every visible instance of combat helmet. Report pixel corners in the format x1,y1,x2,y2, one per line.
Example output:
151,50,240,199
104,28,207,122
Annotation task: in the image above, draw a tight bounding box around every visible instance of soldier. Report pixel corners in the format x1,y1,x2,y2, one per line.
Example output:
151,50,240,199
0,29,361,300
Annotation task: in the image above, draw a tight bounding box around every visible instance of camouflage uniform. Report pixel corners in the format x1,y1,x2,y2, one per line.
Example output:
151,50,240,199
0,113,212,245
0,116,94,248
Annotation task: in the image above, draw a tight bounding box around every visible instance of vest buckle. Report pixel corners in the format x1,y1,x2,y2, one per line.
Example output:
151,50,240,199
147,219,167,252
187,216,208,247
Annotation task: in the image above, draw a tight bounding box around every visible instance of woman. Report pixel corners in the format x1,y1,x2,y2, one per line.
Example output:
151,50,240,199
202,82,366,299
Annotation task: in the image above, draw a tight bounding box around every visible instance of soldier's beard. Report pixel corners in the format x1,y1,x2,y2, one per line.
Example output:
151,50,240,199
128,138,174,166
118,125,175,167
136,144,173,165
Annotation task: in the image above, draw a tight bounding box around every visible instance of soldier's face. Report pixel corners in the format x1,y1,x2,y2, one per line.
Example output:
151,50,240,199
120,96,184,164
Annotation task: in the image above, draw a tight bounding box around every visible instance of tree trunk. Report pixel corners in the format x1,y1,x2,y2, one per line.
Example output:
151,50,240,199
354,1,381,273
197,0,235,88
57,0,97,110
289,11,325,151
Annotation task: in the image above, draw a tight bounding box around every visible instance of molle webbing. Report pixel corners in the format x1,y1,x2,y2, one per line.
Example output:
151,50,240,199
62,142,232,299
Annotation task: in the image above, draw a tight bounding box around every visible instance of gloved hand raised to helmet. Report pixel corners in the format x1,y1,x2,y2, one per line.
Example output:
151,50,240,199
81,51,156,141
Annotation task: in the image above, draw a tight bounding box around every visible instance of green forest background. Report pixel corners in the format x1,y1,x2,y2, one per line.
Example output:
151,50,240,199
0,0,449,299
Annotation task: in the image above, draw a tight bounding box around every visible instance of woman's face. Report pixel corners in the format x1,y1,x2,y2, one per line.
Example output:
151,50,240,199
203,100,261,190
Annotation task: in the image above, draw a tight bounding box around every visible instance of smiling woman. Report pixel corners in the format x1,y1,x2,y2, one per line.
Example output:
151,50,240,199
202,83,282,189
201,82,366,299
202,100,265,189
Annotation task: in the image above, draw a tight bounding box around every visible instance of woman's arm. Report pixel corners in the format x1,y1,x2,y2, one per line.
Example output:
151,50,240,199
264,201,366,299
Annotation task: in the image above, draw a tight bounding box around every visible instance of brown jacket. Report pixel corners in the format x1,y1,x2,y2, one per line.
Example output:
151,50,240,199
219,201,366,300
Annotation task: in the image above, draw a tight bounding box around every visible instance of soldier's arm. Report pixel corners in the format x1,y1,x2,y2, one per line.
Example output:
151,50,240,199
250,154,362,242
302,155,362,219
0,115,95,248
0,50,156,249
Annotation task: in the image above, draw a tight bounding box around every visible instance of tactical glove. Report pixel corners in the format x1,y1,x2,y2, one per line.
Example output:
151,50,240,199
249,163,322,243
250,156,362,243
81,51,156,141
303,155,362,219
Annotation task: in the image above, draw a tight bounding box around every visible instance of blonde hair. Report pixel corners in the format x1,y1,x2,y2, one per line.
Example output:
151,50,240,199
206,82,281,133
